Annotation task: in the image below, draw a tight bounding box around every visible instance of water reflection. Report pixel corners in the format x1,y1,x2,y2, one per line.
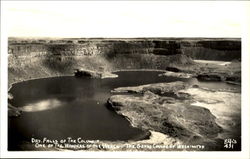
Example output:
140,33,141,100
19,99,63,112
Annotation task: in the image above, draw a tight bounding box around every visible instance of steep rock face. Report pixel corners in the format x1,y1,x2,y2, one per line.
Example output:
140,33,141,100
8,55,113,87
196,40,241,50
182,47,240,61
9,39,241,60
8,40,191,86
8,38,241,86
180,39,241,61
8,40,182,57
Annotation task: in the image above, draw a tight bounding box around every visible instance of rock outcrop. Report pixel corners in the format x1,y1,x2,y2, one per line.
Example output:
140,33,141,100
74,68,118,79
197,74,223,81
108,82,224,144
8,104,21,117
163,60,241,84
159,71,193,79
74,69,117,78
112,81,189,95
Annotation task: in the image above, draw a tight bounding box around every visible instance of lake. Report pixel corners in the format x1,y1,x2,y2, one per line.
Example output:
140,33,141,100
8,71,240,151
8,71,187,150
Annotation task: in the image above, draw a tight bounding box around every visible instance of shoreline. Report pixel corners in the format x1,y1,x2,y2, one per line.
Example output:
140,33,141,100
8,74,72,91
8,69,168,91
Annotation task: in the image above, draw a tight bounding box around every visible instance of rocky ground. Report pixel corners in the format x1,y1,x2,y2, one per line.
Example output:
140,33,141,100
176,60,241,84
107,80,241,151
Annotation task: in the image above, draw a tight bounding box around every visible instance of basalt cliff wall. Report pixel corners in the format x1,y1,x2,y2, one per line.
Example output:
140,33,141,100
8,39,241,85
9,39,241,60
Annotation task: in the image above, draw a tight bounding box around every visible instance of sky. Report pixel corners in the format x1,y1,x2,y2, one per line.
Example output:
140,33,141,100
2,1,249,38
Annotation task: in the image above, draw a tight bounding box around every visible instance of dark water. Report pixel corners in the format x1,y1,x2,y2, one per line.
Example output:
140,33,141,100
9,71,187,150
9,71,241,151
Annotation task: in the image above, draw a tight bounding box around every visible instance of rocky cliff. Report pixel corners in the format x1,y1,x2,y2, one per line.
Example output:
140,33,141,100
8,38,241,85
180,39,241,61
9,38,240,59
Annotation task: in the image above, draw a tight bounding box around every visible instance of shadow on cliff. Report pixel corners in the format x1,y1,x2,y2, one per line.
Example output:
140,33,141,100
42,56,75,74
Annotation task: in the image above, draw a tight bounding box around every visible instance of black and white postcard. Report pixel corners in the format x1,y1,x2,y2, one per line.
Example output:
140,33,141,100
1,1,250,159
